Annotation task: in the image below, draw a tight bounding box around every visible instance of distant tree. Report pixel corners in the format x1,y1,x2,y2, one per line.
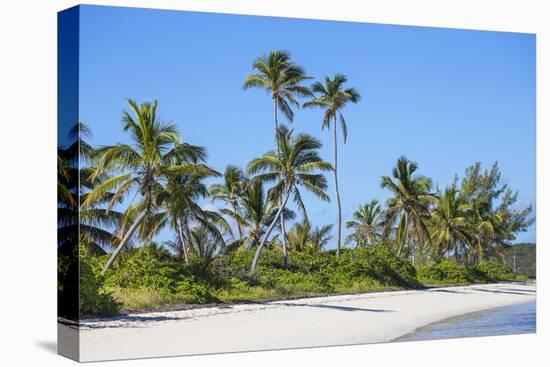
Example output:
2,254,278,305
287,218,333,254
380,157,434,258
209,165,248,243
430,187,471,262
346,200,383,248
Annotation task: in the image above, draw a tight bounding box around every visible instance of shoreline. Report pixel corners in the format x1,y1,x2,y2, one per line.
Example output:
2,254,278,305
73,280,533,321
393,298,536,342
65,282,536,362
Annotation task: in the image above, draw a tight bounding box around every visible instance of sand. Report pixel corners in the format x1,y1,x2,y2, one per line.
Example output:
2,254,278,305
64,282,535,362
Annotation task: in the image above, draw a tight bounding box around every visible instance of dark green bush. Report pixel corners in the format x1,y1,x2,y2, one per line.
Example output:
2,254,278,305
333,247,419,288
417,260,524,285
103,244,217,304
79,251,119,316
475,262,517,281
417,260,477,284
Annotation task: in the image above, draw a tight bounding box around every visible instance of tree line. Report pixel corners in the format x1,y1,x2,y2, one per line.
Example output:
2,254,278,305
58,49,533,278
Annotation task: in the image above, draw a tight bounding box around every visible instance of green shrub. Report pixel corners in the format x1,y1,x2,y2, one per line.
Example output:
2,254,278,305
333,247,419,288
101,245,217,309
417,260,477,284
475,262,518,281
79,251,119,316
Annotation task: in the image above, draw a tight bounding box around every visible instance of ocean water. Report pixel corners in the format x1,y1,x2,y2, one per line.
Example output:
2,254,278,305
397,300,536,342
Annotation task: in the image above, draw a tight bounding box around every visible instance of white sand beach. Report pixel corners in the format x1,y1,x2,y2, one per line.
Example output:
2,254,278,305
65,282,535,362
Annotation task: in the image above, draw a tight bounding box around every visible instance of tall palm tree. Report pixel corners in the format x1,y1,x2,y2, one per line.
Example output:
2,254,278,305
85,99,214,275
287,218,333,254
243,50,313,264
303,74,361,257
209,166,248,243
247,126,332,271
243,50,312,131
346,200,382,248
380,157,434,258
430,187,472,262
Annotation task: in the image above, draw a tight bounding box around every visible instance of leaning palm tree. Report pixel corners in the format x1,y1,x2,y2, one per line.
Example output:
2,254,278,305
209,166,248,243
430,187,472,262
380,157,434,258
303,74,361,257
346,200,382,248
243,50,313,263
223,179,295,251
85,99,214,275
247,126,332,271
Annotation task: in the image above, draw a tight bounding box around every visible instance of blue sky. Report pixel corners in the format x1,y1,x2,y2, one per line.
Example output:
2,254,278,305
76,5,536,245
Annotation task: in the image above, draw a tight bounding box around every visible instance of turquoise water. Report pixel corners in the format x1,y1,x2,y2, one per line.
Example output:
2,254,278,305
397,300,536,341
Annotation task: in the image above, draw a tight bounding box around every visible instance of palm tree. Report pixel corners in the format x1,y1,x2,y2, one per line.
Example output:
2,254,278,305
58,122,123,256
188,226,223,265
247,126,332,271
380,157,434,258
223,179,295,251
243,50,313,265
346,200,382,248
85,99,215,275
430,187,472,262
243,50,312,131
209,166,248,243
468,211,495,265
303,74,361,257
157,169,228,264
287,218,333,254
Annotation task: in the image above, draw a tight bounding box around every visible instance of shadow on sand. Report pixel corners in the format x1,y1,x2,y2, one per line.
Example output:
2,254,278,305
277,302,394,312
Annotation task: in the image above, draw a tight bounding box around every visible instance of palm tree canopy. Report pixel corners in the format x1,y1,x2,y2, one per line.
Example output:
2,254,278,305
243,50,312,122
430,187,472,259
303,74,361,142
287,218,333,253
346,199,382,247
209,165,247,205
84,99,215,214
58,122,124,255
380,156,434,253
247,125,332,206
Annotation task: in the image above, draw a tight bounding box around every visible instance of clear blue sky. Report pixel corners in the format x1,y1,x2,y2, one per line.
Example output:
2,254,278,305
76,5,536,245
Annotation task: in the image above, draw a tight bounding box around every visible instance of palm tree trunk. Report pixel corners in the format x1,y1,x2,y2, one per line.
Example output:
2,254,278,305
184,218,193,255
177,219,189,265
273,98,288,268
273,98,279,133
281,211,288,269
477,238,484,264
100,209,147,275
396,218,409,257
333,115,342,258
251,189,290,272
232,202,244,243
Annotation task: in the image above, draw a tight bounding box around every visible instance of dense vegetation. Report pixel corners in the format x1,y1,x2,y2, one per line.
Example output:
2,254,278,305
58,50,534,318
505,243,536,278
